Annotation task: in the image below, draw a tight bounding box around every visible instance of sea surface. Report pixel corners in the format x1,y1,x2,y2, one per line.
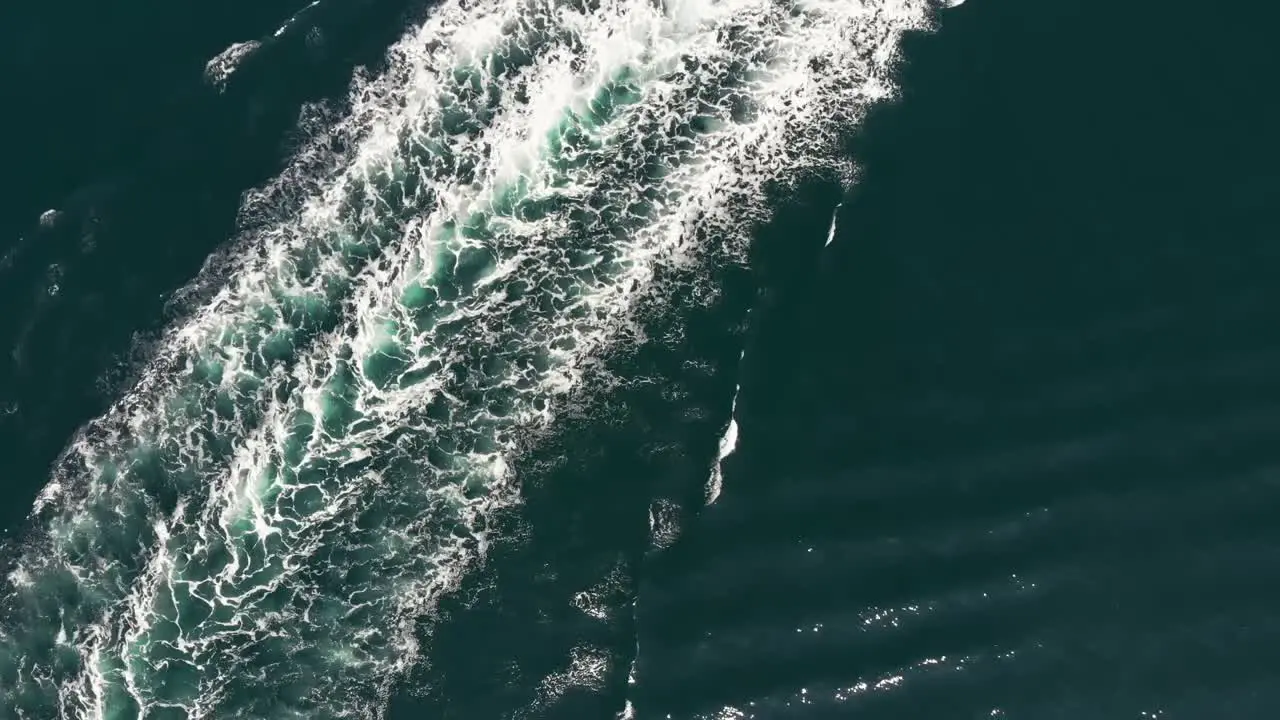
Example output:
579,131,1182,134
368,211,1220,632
2,0,1279,718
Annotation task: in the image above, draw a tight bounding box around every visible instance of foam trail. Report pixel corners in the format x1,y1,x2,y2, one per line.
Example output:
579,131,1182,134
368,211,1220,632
274,0,323,38
204,0,326,91
707,347,744,506
0,0,937,716
825,201,842,247
204,41,262,90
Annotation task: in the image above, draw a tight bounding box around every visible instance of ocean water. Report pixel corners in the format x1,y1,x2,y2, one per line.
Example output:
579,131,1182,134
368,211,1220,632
2,0,1279,718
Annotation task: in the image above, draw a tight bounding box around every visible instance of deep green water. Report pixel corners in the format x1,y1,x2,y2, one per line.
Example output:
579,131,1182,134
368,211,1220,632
3,0,1280,718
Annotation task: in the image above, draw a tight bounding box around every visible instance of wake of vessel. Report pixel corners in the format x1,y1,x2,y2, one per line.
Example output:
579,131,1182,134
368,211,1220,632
0,0,937,717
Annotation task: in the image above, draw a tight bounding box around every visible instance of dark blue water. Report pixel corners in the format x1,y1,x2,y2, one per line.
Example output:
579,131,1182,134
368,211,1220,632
620,3,1280,717
4,0,1280,717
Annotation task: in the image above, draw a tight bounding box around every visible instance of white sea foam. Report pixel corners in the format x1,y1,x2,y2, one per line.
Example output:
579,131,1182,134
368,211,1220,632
1,0,937,717
204,41,263,90
706,347,744,505
825,201,842,247
274,0,323,38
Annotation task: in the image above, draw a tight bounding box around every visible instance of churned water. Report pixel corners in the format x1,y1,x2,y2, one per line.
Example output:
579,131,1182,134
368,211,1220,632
2,0,1278,718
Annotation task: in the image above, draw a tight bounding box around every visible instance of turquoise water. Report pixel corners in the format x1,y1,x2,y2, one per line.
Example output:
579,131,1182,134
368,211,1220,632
4,0,1280,718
